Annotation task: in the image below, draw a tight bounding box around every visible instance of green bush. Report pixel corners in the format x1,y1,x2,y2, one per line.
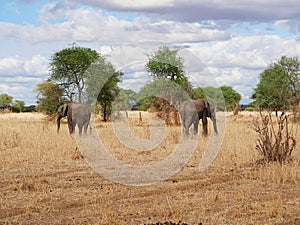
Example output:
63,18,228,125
244,107,256,112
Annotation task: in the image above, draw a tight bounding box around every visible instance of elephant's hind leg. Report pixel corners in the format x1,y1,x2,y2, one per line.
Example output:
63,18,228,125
83,123,89,135
68,119,75,134
78,125,83,136
202,116,208,136
71,121,76,134
181,120,188,137
193,120,199,135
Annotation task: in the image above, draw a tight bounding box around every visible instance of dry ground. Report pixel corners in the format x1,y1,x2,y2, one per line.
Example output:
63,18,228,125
0,111,299,225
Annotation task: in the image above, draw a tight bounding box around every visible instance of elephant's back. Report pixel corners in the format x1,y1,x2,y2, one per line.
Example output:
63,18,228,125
180,100,198,114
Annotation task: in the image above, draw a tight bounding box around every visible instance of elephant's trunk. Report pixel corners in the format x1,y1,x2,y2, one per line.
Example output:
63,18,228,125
211,112,218,134
212,116,218,134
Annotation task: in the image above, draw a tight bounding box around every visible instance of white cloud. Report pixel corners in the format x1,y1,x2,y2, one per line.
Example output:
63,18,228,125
24,54,49,75
120,71,149,92
1,76,42,83
188,35,300,70
0,5,229,44
0,83,29,102
0,54,48,104
273,19,300,34
0,83,23,92
100,32,300,104
0,54,48,76
78,0,300,22
105,0,174,9
0,83,9,93
0,80,43,105
1,0,300,105
179,34,300,103
105,45,148,70
0,56,23,74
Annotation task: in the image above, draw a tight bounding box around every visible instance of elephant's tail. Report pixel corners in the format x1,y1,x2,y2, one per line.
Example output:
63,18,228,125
57,117,61,133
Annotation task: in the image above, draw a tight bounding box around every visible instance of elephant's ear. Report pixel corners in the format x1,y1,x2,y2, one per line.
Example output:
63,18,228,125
204,100,209,109
62,104,68,117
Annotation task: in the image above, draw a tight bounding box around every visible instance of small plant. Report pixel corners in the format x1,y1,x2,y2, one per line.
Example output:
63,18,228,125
253,111,296,163
244,107,255,112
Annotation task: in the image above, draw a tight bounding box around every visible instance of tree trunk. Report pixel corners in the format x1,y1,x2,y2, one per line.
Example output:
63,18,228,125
233,102,240,116
78,84,82,103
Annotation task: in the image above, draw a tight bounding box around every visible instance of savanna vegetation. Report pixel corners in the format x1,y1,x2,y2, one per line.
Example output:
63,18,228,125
0,112,299,224
34,45,243,119
0,94,30,113
1,44,300,224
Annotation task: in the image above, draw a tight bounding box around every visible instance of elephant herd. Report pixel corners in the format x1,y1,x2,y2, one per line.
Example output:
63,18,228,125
57,99,218,137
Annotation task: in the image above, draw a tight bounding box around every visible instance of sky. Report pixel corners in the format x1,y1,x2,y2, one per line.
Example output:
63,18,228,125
1,0,300,105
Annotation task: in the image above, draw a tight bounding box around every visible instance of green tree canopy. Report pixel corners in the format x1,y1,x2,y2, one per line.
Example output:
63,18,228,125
85,56,123,121
145,46,184,81
220,86,241,110
142,46,195,113
49,44,99,103
252,56,300,111
114,89,137,110
36,81,64,115
0,93,13,105
278,56,300,107
11,100,25,113
145,46,194,98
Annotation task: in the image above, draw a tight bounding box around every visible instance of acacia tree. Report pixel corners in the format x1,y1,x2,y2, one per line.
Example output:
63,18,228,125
143,46,196,124
49,44,99,103
252,56,299,163
146,46,184,80
144,46,194,114
145,46,194,97
279,56,300,113
220,86,241,111
85,56,123,121
252,56,300,113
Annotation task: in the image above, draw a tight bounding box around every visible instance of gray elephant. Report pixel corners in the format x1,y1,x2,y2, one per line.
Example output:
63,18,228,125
57,103,91,135
179,99,218,136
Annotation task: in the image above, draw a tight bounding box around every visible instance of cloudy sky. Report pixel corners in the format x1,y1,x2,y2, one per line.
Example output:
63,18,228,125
1,0,300,105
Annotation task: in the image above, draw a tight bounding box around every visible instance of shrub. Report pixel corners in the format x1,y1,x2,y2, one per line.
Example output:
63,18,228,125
253,111,296,163
11,100,25,113
245,107,256,112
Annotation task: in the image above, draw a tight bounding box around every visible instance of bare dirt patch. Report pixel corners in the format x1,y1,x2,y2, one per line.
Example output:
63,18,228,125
0,112,299,224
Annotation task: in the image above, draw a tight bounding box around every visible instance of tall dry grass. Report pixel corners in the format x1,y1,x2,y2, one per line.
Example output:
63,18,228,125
0,111,299,224
254,111,297,162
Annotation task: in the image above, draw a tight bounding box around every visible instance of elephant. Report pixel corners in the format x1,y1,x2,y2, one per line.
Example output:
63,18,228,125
57,103,91,136
179,99,218,136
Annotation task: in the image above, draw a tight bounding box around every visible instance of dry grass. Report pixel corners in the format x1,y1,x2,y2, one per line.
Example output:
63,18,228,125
254,111,297,162
0,111,299,225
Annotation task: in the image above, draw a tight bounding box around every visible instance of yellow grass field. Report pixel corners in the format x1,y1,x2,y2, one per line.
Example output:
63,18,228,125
0,111,299,224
